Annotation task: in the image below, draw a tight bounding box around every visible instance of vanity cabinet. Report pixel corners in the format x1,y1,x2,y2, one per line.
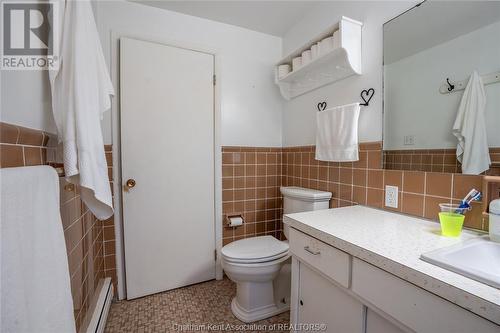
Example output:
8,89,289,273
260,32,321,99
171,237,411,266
365,309,405,333
289,227,499,333
351,258,499,333
297,262,364,332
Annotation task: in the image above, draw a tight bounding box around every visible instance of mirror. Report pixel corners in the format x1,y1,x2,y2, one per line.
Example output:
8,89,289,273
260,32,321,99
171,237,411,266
383,1,500,174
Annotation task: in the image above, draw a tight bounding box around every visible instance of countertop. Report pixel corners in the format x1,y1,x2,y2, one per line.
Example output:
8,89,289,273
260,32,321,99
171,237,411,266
283,205,500,325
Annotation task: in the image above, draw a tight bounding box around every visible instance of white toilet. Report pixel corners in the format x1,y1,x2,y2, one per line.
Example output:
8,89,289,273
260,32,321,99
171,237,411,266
222,186,332,323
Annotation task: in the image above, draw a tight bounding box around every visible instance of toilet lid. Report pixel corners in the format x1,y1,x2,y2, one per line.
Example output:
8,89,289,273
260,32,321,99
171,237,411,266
221,236,289,263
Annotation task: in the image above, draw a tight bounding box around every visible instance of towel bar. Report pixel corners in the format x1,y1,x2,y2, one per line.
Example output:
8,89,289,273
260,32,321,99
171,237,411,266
317,88,375,111
52,166,76,192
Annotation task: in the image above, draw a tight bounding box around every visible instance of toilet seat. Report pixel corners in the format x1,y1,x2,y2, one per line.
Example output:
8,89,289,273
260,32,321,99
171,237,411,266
223,251,289,264
221,236,289,264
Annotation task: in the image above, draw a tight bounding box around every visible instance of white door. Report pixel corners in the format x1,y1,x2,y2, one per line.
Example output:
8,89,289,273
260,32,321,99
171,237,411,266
120,37,215,299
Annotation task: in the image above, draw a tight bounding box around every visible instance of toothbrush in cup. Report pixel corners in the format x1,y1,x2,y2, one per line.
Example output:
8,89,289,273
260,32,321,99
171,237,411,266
456,189,481,213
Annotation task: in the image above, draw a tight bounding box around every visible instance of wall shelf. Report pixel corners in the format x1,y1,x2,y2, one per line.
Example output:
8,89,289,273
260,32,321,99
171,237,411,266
275,16,363,100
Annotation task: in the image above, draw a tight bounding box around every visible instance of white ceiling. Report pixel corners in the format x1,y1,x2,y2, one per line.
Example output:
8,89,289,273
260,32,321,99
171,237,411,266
384,1,500,64
129,1,318,36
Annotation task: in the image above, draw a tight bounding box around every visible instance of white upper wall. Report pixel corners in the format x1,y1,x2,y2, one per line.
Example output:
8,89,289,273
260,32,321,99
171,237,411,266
384,21,500,149
96,0,283,146
1,0,283,147
281,1,417,147
384,1,500,65
0,70,56,133
0,0,99,135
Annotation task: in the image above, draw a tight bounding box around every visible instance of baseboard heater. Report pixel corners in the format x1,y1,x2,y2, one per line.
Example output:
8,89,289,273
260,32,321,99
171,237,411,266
85,278,113,333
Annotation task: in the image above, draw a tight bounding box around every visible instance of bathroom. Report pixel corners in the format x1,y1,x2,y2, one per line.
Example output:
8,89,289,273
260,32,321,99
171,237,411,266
1,0,499,332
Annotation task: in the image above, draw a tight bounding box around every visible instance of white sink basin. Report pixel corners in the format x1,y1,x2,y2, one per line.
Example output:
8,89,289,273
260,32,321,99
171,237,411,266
421,236,500,288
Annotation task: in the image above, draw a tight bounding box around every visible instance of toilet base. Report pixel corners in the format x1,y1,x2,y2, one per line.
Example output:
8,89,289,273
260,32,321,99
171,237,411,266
230,296,289,323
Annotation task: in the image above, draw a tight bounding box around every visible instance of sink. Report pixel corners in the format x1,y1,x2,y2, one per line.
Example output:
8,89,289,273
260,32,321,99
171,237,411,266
421,236,500,288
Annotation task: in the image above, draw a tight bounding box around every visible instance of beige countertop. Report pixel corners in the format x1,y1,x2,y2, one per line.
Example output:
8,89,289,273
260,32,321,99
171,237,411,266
283,205,500,325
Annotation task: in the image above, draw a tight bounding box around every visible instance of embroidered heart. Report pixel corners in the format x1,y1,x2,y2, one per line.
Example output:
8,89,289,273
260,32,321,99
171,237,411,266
360,88,375,106
317,102,327,111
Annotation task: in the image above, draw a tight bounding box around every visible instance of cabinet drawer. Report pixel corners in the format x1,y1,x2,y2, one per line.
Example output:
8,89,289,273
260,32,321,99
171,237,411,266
289,228,350,288
352,258,499,333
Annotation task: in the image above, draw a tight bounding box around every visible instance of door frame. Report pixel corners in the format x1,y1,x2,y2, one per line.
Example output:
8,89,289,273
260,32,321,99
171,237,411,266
109,31,223,300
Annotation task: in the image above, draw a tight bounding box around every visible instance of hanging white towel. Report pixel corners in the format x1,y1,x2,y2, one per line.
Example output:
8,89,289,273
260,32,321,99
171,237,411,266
452,71,491,174
315,102,361,162
49,0,114,219
1,166,76,333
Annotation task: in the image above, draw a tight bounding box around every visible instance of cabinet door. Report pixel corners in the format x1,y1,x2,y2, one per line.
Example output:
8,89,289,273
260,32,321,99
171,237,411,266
366,309,406,333
298,263,364,333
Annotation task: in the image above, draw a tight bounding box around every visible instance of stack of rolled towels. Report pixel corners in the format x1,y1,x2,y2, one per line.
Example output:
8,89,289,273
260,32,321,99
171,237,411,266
277,29,340,79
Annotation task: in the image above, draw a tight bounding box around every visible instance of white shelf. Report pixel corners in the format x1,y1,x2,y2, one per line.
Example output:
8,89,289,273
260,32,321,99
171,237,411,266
275,16,363,100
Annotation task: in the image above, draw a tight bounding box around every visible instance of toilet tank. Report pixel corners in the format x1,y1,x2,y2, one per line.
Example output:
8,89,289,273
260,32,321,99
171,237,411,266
280,187,332,238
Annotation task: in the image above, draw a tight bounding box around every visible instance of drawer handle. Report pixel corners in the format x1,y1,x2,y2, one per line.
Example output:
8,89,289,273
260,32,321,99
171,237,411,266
304,246,320,255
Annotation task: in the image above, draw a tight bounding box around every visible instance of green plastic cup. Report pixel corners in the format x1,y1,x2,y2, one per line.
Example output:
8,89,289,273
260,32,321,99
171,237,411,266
438,212,465,237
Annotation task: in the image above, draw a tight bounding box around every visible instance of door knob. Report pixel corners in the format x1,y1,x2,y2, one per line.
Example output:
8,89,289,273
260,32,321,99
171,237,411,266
124,178,136,191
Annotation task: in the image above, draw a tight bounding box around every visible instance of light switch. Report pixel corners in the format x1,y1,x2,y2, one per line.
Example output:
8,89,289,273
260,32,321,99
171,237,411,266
404,135,415,146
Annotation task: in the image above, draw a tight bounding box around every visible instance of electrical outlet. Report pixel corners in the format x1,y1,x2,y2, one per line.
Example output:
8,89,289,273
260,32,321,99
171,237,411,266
385,185,399,208
404,135,415,146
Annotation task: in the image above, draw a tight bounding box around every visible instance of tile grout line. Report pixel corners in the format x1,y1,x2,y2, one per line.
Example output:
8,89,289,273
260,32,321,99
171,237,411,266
21,146,26,166
423,172,427,217
400,171,404,213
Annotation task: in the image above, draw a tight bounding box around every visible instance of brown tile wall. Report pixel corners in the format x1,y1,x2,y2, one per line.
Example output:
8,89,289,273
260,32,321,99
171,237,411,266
222,147,284,245
103,145,117,292
384,148,500,175
0,122,55,168
222,142,488,244
282,143,488,231
61,178,105,331
0,122,115,332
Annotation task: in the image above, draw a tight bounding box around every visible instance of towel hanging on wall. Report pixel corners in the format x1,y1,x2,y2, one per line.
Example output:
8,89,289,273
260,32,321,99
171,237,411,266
49,0,115,219
315,102,361,162
452,71,491,174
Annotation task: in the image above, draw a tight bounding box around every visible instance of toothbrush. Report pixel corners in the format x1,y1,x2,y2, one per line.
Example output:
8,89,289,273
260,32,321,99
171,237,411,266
455,188,478,213
462,189,477,203
466,192,481,205
459,189,476,207
457,189,480,213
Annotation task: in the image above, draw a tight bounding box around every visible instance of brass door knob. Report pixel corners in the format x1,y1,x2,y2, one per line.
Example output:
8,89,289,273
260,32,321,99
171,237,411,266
125,178,136,191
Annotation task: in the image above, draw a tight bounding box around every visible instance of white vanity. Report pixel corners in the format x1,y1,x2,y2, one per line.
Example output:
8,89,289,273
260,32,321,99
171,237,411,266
284,206,500,333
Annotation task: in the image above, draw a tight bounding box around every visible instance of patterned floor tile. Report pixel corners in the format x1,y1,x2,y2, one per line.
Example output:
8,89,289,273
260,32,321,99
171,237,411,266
105,278,290,332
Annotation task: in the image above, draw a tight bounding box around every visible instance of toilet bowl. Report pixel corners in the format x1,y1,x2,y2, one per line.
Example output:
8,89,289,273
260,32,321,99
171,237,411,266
222,187,332,323
221,236,290,323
